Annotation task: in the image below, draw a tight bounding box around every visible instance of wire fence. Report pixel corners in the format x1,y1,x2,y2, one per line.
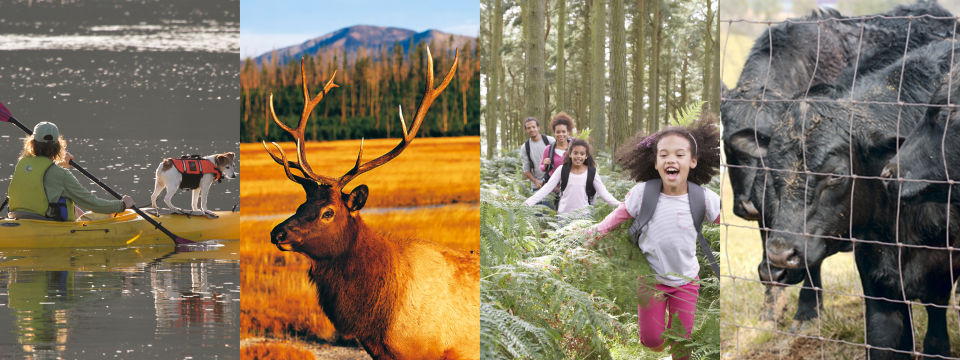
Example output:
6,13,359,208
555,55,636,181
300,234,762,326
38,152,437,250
721,7,960,360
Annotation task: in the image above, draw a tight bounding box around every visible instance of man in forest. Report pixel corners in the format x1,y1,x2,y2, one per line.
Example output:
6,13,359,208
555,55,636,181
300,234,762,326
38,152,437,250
518,117,555,208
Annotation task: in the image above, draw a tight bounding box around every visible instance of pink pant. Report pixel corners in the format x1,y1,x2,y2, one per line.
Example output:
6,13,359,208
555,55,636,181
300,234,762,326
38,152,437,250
638,278,700,359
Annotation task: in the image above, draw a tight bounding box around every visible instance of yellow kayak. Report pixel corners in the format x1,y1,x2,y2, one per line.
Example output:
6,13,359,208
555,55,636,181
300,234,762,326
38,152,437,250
0,209,240,248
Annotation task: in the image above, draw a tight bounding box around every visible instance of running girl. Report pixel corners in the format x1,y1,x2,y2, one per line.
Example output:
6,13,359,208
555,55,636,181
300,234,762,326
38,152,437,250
592,115,721,359
523,138,619,214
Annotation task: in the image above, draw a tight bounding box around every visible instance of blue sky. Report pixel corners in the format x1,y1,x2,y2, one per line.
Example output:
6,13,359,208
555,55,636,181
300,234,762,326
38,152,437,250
241,0,479,58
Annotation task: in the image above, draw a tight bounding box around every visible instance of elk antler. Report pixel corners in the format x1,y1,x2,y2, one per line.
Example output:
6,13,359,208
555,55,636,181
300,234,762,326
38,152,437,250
263,48,459,191
262,58,339,185
336,47,459,189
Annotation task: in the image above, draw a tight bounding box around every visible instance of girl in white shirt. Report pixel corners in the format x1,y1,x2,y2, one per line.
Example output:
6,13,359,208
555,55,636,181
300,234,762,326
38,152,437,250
523,138,619,215
591,115,722,359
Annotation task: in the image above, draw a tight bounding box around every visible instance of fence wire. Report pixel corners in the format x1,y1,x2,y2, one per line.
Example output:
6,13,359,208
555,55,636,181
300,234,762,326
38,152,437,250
721,9,960,360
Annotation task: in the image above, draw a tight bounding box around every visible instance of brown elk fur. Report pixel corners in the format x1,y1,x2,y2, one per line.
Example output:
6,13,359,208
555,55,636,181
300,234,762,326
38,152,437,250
267,50,475,360
307,219,479,359
273,184,479,360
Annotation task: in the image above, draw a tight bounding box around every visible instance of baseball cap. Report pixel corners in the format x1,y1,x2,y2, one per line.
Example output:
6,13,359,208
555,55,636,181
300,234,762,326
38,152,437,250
34,122,59,143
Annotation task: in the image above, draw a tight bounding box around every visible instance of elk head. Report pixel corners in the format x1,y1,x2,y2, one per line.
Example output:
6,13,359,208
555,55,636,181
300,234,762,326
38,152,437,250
265,48,459,260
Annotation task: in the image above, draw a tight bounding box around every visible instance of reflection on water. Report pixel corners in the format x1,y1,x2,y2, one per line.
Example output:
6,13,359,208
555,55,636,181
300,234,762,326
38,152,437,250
0,243,240,359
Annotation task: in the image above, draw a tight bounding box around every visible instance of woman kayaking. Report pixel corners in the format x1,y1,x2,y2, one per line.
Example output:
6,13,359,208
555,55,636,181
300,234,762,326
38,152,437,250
7,121,134,221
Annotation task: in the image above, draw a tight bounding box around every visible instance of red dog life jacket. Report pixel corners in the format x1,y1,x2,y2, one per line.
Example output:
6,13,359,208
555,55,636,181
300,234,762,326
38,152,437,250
171,155,222,189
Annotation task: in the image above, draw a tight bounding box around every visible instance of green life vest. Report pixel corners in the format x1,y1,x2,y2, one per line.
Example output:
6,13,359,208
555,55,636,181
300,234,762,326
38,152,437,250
8,156,76,221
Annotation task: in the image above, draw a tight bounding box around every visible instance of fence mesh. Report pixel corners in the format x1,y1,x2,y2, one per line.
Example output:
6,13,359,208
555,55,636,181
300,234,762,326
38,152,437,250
721,6,960,359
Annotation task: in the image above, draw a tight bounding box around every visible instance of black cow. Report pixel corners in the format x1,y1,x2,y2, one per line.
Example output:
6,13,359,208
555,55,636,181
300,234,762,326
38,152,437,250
883,79,960,204
763,40,960,359
721,0,955,327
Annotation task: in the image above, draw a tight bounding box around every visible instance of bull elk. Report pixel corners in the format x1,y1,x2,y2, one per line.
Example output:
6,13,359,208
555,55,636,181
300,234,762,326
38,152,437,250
262,48,479,360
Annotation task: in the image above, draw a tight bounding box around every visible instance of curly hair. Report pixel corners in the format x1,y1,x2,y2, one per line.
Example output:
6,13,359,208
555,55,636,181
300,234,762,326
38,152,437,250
550,112,575,133
20,135,67,163
616,113,721,185
561,138,597,169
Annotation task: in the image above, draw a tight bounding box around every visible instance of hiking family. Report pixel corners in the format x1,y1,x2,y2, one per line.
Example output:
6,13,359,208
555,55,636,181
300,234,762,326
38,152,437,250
516,111,722,359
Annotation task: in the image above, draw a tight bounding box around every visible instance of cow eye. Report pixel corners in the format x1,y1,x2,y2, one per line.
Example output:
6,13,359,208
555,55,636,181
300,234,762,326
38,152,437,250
322,210,334,219
827,171,845,186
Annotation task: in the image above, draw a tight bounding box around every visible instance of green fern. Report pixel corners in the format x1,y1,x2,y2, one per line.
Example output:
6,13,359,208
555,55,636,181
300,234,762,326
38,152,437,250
672,101,707,126
480,150,720,359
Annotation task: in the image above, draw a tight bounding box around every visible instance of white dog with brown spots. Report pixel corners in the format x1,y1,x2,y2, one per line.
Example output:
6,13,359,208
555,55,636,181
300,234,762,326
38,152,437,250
151,153,237,217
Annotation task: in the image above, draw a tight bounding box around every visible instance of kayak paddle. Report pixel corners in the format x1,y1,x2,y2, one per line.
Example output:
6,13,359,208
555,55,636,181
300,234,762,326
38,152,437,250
0,101,196,245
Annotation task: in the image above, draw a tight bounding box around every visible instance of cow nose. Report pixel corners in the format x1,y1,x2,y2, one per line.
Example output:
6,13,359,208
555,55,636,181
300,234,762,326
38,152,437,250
880,164,898,188
767,246,800,268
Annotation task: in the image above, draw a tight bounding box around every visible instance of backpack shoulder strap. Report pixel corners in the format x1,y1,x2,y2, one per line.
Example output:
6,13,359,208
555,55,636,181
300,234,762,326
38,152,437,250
542,135,550,146
525,140,533,172
560,165,571,192
688,182,720,276
629,179,662,247
544,141,558,174
586,167,596,204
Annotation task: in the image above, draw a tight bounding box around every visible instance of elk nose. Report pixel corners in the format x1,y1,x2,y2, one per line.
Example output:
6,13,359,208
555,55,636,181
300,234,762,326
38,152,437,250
272,230,286,244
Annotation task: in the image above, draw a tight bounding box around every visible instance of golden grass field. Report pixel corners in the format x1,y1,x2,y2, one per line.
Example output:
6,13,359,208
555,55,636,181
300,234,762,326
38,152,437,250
242,342,317,359
240,137,480,352
719,178,960,359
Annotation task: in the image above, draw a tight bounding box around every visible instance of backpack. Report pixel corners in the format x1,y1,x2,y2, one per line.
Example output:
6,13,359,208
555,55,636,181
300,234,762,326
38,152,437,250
524,136,551,173
627,179,720,276
559,165,596,205
541,141,559,184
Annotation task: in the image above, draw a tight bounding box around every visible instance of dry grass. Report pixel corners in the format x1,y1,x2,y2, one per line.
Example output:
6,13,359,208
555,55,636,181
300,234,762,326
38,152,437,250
242,341,316,360
241,136,480,342
242,137,479,212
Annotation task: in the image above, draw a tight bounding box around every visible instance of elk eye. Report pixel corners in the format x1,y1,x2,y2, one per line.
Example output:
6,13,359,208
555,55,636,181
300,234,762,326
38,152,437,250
322,210,334,219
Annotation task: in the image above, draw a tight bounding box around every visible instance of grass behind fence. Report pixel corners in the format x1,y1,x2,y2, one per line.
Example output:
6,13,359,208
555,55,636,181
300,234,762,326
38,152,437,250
719,178,960,359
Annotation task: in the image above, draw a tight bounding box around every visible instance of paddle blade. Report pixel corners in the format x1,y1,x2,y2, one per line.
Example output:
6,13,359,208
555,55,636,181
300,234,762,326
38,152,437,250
0,102,11,122
174,237,197,245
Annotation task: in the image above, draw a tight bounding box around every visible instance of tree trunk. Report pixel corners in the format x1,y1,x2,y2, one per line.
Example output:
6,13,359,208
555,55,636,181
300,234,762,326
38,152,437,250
579,0,591,129
487,0,502,158
711,3,721,115
665,40,672,124
647,0,660,133
557,0,566,114
611,0,627,155
590,0,606,150
526,0,547,134
680,51,688,111
703,0,713,114
632,0,645,134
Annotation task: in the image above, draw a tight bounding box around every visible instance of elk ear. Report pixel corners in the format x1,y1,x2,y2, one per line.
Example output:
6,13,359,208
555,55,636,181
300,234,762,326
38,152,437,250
345,185,369,212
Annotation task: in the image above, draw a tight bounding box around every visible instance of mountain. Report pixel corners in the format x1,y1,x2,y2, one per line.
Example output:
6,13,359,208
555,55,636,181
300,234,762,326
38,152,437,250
250,25,474,67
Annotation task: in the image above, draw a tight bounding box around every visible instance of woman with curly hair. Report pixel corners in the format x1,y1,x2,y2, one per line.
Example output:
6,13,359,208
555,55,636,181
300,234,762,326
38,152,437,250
523,138,619,215
590,114,721,359
7,122,134,221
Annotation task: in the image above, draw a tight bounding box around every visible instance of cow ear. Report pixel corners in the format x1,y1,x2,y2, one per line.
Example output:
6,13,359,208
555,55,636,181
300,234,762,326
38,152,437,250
874,135,906,155
345,185,369,212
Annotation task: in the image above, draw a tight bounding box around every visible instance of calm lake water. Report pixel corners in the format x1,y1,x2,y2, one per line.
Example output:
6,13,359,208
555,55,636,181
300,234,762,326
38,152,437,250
0,242,240,359
0,0,240,358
